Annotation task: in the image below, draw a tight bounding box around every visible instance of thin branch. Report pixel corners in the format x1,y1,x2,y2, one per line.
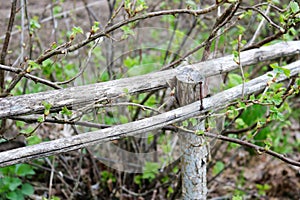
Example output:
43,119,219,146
161,16,241,70
253,2,287,13
55,37,103,85
245,4,271,48
9,116,110,129
201,0,241,67
242,10,300,51
204,132,300,167
162,0,184,65
240,5,282,31
0,64,61,89
238,35,245,99
178,126,300,167
0,0,18,90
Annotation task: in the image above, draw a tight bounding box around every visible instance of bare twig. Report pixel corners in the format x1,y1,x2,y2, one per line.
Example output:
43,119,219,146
0,0,18,91
240,5,282,31
245,4,271,48
0,64,62,89
161,16,241,70
242,10,300,51
55,37,104,85
178,126,300,167
237,35,245,99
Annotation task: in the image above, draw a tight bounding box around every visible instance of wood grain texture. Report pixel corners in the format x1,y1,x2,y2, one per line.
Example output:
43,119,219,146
176,66,208,199
0,60,299,167
0,41,299,118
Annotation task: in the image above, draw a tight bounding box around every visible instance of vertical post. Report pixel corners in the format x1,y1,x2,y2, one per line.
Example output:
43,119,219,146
176,67,208,199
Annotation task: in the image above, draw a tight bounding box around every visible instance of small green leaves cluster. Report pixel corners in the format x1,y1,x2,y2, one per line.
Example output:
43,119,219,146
69,26,83,41
91,21,100,35
185,0,198,10
27,60,41,73
256,183,271,196
61,106,72,117
134,162,160,185
124,0,148,17
0,164,35,200
29,16,41,33
121,25,135,39
223,62,298,154
269,63,290,78
290,1,300,15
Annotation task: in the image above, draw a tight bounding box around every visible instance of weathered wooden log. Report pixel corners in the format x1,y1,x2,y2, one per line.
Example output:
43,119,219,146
0,59,299,167
0,41,299,118
176,67,208,199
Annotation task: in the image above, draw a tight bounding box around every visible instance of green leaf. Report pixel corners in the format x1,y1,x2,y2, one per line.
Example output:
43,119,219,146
134,175,142,185
72,26,83,35
42,59,54,75
270,63,290,77
282,68,290,77
227,73,243,88
21,126,34,135
232,195,243,200
167,186,174,197
7,190,24,200
196,130,204,135
185,0,197,9
123,56,139,68
236,25,246,34
30,16,41,30
182,120,188,127
50,196,62,200
249,94,256,101
53,5,62,15
240,104,266,125
91,21,100,33
16,121,25,128
100,71,109,81
15,164,35,177
42,101,52,110
37,116,44,123
121,25,135,39
189,118,197,126
162,143,171,154
142,162,159,181
233,50,239,63
212,161,225,176
271,93,282,105
4,177,22,191
42,101,52,116
61,106,72,116
21,183,34,196
123,88,129,94
26,135,42,145
235,118,246,128
290,1,299,14
27,60,41,72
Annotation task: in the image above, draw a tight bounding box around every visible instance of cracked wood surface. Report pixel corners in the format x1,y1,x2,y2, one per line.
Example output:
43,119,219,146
0,60,299,167
0,41,299,118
